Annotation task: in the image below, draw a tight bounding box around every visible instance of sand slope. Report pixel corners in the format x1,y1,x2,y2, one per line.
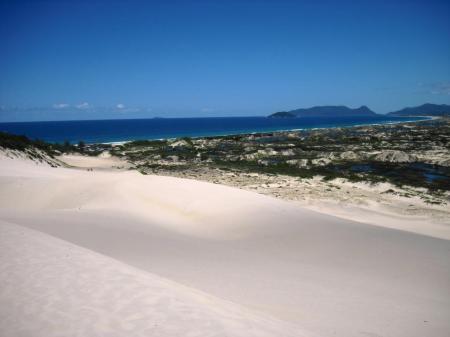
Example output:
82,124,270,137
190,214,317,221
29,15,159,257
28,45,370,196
1,152,449,337
0,220,305,337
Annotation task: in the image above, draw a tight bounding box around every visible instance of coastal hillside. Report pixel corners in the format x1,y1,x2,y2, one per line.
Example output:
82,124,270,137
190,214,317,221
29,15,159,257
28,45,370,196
269,103,450,118
269,105,377,118
388,103,450,116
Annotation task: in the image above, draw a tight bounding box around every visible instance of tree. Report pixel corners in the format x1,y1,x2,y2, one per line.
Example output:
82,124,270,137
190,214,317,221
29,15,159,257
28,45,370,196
63,140,71,152
78,140,85,152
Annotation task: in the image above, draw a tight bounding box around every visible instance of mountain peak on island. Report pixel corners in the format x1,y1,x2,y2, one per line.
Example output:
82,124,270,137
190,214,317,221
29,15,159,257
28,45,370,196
388,103,450,116
269,105,377,118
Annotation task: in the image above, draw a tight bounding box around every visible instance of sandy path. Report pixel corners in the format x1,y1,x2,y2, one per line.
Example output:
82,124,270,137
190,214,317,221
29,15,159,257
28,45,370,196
1,153,450,337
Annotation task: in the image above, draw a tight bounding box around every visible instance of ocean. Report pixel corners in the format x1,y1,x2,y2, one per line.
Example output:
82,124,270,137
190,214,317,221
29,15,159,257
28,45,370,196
0,115,427,144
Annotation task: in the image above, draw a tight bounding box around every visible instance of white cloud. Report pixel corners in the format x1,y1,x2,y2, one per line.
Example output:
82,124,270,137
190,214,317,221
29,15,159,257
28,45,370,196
116,103,125,109
418,81,450,95
430,82,450,95
76,102,90,109
53,103,70,109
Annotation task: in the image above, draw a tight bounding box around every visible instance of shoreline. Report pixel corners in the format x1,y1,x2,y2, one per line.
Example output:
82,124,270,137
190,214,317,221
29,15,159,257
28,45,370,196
98,116,432,145
0,115,431,145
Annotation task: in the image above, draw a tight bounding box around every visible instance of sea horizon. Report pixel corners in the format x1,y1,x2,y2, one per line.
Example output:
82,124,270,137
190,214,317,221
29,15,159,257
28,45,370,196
0,115,428,144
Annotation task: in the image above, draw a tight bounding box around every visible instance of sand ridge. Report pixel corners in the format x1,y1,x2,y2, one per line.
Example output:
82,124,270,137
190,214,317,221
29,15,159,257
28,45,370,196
1,151,450,337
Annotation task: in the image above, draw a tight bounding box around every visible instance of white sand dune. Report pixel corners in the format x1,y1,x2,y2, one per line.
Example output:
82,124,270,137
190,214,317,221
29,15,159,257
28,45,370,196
59,153,131,170
1,153,449,337
0,220,306,337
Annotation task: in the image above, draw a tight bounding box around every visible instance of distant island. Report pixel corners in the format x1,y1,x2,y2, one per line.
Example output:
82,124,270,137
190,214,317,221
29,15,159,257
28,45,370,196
269,105,377,118
388,103,450,117
269,103,450,118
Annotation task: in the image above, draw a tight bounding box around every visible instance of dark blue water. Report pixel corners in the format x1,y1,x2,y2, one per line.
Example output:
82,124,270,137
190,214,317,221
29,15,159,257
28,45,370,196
350,164,374,173
0,116,427,144
410,163,449,183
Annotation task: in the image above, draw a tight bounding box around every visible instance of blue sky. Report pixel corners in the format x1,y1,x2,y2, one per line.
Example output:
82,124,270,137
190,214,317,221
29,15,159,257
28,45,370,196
0,0,449,121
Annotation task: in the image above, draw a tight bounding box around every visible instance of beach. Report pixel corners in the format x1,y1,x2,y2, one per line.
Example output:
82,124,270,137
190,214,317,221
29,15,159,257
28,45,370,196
1,148,449,337
2,0,449,336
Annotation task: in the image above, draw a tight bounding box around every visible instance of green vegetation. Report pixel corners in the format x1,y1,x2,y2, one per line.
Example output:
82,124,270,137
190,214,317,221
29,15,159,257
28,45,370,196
2,118,449,193
112,118,450,192
77,140,86,152
0,131,76,156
